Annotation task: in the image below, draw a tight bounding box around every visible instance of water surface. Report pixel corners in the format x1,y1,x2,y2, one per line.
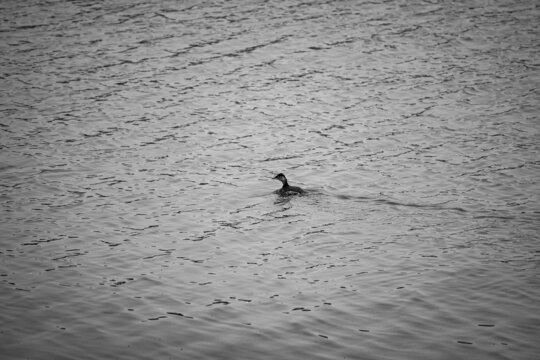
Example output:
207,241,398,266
1,0,539,359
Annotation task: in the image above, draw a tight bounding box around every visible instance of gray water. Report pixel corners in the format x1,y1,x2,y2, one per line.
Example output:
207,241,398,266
1,0,539,359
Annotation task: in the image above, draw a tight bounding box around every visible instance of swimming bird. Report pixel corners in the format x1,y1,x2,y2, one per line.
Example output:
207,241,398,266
273,173,305,196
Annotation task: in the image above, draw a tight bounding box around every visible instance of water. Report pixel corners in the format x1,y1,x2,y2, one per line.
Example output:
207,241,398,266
1,0,539,359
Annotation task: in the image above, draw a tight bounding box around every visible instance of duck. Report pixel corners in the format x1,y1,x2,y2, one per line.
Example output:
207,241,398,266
273,173,305,196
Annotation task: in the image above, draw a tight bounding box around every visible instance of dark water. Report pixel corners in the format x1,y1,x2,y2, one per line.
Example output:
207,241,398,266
1,0,539,359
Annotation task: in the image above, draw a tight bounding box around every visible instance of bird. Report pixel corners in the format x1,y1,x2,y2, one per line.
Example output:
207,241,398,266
273,173,305,196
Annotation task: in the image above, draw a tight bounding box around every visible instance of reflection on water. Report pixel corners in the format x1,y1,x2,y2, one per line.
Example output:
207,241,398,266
1,0,539,359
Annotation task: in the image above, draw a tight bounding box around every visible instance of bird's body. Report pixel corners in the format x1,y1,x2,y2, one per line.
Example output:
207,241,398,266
273,173,304,196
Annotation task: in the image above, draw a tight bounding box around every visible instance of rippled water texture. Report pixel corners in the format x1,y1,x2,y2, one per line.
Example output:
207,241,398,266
1,0,539,359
